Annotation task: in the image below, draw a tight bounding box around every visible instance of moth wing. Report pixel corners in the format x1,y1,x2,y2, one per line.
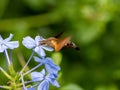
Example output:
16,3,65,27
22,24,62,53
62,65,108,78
55,36,71,51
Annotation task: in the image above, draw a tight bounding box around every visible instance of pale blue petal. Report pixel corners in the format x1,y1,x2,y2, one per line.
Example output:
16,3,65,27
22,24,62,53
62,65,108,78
0,34,19,51
35,36,44,42
31,70,45,82
0,35,3,41
45,58,60,74
5,41,19,49
40,69,46,76
27,87,36,90
42,46,54,51
34,47,46,57
51,80,60,87
38,80,49,90
35,36,44,45
0,44,7,52
0,45,7,52
33,56,42,62
22,87,27,90
47,74,60,87
22,36,36,49
4,34,13,42
45,64,60,75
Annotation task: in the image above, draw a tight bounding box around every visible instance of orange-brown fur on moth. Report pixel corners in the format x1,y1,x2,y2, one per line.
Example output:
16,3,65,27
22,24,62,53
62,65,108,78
40,33,80,51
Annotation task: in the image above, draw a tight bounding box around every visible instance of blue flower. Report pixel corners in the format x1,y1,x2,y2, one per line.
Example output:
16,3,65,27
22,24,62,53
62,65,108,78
34,56,60,75
27,87,36,90
27,88,35,90
31,69,60,90
0,34,19,52
22,36,53,57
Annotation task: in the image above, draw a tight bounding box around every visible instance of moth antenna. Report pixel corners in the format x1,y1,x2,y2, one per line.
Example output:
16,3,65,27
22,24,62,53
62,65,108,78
54,32,64,38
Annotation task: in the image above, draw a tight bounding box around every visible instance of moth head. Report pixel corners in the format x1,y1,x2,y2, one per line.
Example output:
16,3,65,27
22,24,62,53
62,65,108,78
40,37,58,48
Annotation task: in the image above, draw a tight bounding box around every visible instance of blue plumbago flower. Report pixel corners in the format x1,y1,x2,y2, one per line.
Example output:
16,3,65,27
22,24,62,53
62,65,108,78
0,34,19,52
22,36,53,57
34,56,60,75
31,69,60,90
27,87,36,90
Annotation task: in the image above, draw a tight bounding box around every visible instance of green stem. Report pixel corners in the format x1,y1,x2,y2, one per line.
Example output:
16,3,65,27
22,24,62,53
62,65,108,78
4,50,16,76
23,63,42,76
20,52,34,74
8,63,16,76
0,67,13,80
0,85,11,89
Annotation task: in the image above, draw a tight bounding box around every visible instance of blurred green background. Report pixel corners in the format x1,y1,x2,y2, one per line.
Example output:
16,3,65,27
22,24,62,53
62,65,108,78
0,0,120,90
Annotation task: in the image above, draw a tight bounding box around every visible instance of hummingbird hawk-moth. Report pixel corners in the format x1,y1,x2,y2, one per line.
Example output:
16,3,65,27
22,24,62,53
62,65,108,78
40,32,80,52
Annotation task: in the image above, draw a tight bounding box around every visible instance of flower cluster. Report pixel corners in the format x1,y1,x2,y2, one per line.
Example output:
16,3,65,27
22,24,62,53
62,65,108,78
22,35,60,90
0,34,19,65
0,34,60,90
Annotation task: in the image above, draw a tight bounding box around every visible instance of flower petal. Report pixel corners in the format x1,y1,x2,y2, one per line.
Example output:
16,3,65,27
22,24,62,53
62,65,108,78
0,35,3,41
4,34,13,42
22,36,36,49
38,80,49,90
42,46,54,51
45,58,60,74
35,36,44,45
33,56,42,62
35,36,44,42
27,87,36,90
0,45,7,52
34,47,46,57
47,74,60,87
5,41,19,49
31,69,45,82
50,80,60,87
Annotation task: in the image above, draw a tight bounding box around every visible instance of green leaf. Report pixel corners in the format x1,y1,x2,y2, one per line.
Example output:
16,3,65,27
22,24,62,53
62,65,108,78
60,83,84,90
51,52,62,65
